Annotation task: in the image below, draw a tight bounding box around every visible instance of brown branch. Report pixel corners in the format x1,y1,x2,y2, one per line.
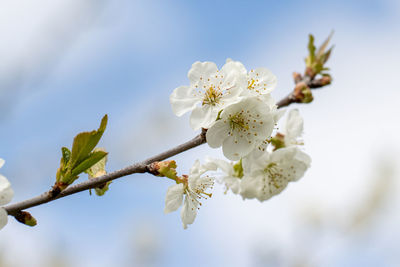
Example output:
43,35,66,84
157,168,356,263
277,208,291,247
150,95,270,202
276,70,331,108
4,129,207,216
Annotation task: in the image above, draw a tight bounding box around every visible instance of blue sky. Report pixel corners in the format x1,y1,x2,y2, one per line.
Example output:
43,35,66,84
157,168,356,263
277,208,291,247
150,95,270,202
1,0,400,266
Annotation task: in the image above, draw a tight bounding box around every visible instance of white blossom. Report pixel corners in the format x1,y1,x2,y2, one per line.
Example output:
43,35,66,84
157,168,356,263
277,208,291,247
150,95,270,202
206,96,275,161
208,158,243,194
170,61,247,130
164,160,216,229
0,159,14,230
225,59,277,97
240,147,311,201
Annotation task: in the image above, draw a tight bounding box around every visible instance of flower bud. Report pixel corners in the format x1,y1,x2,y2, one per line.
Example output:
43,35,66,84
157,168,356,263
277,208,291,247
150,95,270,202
292,72,302,83
147,160,178,180
15,211,37,227
294,82,313,103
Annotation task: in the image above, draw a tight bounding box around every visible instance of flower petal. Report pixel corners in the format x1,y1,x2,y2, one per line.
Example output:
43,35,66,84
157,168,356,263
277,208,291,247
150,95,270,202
221,59,247,75
164,184,184,214
188,61,218,84
284,109,303,141
0,208,8,231
224,176,241,194
170,85,199,116
0,175,14,206
190,105,217,130
240,175,263,200
222,134,254,161
0,159,4,169
181,195,198,229
247,68,277,95
206,120,230,148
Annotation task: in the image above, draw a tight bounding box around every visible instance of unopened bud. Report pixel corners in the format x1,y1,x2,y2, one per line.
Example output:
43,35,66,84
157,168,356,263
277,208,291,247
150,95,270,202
292,72,302,83
305,67,316,79
294,82,313,103
320,75,332,85
15,211,37,227
309,75,332,88
148,160,178,180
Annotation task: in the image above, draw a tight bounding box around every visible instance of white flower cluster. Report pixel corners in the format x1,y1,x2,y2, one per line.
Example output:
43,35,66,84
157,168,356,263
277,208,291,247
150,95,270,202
0,159,14,231
213,109,310,201
167,60,311,228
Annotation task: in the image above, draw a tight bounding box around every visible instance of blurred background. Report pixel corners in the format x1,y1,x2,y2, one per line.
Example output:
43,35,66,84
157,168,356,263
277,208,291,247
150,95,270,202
0,0,399,266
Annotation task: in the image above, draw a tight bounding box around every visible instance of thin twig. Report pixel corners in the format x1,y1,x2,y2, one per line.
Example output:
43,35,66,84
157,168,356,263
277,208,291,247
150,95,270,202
4,129,207,216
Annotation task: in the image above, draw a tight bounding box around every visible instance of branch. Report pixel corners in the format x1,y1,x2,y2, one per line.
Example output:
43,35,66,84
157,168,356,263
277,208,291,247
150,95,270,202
3,91,300,217
276,71,331,108
4,129,207,216
3,34,333,223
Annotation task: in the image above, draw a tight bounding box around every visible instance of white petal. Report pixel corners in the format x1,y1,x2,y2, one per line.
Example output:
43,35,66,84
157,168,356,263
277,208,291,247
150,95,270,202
214,159,234,175
274,108,286,123
164,184,184,214
284,109,303,141
206,120,230,148
200,160,218,174
189,159,202,176
0,208,8,231
170,85,199,116
270,147,311,181
181,195,198,229
295,149,312,167
222,134,254,161
221,60,247,75
224,176,241,194
188,61,218,84
190,105,217,130
248,67,277,94
240,175,263,200
244,151,271,173
0,175,14,205
0,159,4,169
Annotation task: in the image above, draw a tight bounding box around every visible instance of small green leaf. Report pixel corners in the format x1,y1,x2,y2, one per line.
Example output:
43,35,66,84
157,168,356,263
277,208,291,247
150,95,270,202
322,45,334,64
85,148,108,178
317,30,334,59
71,150,108,177
69,115,108,169
61,147,71,165
85,148,110,196
307,34,316,65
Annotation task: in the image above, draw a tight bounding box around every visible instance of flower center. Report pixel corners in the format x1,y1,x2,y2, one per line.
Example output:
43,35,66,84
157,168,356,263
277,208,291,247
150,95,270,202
247,79,256,90
202,86,222,106
264,162,282,189
185,177,214,209
228,112,249,133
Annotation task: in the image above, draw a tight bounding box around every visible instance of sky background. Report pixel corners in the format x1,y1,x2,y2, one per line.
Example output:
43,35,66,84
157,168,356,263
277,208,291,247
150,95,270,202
1,0,400,266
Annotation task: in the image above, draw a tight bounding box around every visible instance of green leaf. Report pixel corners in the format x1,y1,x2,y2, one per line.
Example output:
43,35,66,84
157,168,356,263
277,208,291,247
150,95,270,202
307,34,316,64
61,147,71,165
322,45,334,64
71,150,108,177
85,148,108,178
69,115,108,169
317,30,334,59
